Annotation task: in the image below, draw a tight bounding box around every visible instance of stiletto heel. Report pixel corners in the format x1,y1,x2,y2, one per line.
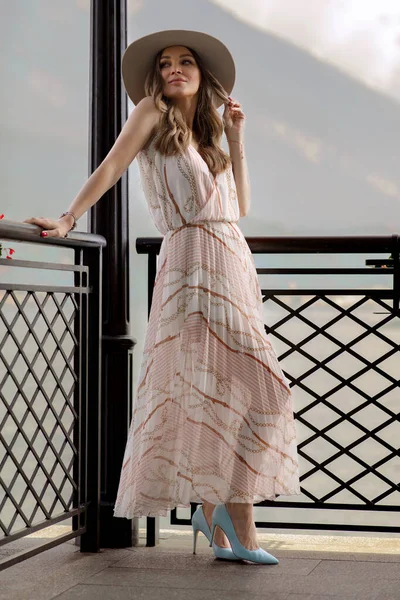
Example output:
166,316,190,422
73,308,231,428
211,504,279,565
209,524,216,547
193,527,200,554
191,504,240,560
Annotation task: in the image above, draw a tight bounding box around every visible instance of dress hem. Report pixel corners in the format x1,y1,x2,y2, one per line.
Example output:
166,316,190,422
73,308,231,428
113,487,302,519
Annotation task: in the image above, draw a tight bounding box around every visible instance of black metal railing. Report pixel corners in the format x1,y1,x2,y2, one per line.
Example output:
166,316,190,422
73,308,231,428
0,220,105,570
137,233,400,546
1,227,398,558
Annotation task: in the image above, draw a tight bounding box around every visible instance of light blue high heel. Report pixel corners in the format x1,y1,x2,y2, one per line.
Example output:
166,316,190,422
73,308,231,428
192,504,240,561
210,504,279,564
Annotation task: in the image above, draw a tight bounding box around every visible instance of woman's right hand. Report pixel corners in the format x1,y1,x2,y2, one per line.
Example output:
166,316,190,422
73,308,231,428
23,216,74,238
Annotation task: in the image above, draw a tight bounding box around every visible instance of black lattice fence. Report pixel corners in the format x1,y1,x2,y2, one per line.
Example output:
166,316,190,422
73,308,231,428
259,291,399,527
0,221,105,570
137,234,400,544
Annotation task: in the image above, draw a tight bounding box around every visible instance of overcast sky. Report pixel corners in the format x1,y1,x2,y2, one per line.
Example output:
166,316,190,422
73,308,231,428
2,0,399,248
211,0,400,100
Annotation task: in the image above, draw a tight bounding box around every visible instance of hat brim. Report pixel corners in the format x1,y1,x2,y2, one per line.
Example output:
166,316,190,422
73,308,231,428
122,29,235,108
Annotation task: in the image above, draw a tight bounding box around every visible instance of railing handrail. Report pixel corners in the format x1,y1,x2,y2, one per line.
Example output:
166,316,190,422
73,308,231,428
136,233,399,255
3,221,396,254
0,219,106,249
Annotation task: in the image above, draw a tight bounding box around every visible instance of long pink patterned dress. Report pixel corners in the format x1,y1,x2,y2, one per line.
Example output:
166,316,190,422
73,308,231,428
113,139,301,518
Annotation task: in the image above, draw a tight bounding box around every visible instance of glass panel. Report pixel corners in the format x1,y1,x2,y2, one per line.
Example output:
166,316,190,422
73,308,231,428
0,0,90,270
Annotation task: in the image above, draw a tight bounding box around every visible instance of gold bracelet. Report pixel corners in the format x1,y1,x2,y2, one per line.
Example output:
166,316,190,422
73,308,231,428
59,211,77,239
59,211,77,230
227,138,244,159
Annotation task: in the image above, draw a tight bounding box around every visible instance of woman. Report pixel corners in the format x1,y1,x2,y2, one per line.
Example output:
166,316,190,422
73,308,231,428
25,30,301,564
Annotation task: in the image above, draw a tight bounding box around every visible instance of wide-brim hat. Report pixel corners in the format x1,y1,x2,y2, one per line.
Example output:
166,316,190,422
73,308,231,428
122,29,235,108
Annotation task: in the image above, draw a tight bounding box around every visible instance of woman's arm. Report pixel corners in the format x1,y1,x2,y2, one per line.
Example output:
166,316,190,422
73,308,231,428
25,96,160,237
227,136,250,217
223,97,249,217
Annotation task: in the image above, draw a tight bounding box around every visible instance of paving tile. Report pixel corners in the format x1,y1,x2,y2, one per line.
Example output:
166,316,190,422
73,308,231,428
273,550,400,563
113,549,321,575
53,584,290,600
82,567,291,595
192,571,385,599
375,591,400,600
112,551,241,570
73,562,396,599
310,559,400,580
0,544,131,600
190,569,283,593
3,536,400,600
81,567,202,589
279,573,398,600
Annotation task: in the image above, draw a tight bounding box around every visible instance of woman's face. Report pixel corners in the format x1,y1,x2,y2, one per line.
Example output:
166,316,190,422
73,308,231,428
159,45,201,101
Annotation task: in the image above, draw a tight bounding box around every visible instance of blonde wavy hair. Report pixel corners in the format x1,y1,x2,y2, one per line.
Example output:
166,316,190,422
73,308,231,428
144,47,233,177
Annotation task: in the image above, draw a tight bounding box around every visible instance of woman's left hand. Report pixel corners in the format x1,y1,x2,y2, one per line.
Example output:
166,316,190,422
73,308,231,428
223,97,246,140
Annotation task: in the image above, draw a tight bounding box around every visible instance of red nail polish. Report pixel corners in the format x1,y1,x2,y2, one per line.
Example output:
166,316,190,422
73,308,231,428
41,231,48,237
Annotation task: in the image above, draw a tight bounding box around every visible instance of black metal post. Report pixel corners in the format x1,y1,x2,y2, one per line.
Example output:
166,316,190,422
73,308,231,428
88,0,137,547
79,245,103,552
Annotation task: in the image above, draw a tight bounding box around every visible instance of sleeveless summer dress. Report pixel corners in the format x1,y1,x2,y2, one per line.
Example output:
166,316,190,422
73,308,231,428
113,138,301,518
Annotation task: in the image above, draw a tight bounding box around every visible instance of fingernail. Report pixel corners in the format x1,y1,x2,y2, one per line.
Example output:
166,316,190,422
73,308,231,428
41,231,48,237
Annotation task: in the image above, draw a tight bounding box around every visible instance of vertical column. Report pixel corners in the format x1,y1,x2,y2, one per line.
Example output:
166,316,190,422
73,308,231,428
88,0,137,547
79,245,102,552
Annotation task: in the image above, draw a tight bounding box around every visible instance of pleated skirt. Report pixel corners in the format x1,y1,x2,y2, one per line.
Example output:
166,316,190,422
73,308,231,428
113,220,301,518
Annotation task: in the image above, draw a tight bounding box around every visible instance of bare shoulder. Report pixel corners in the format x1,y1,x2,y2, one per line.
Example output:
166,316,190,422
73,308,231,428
136,96,159,110
102,96,161,172
133,96,161,121
122,96,161,143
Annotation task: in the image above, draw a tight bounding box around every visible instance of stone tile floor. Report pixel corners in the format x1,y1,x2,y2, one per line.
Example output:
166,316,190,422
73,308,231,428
1,528,400,600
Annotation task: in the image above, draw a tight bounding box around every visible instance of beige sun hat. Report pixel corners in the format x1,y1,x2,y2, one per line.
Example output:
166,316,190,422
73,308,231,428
121,29,236,108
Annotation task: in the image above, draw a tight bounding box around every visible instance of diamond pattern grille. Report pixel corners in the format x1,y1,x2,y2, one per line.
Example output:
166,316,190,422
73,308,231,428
263,293,400,508
0,290,79,536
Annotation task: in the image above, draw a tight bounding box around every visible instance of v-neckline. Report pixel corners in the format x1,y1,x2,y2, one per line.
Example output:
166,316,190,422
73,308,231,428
188,144,216,179
189,144,201,156
190,146,223,186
